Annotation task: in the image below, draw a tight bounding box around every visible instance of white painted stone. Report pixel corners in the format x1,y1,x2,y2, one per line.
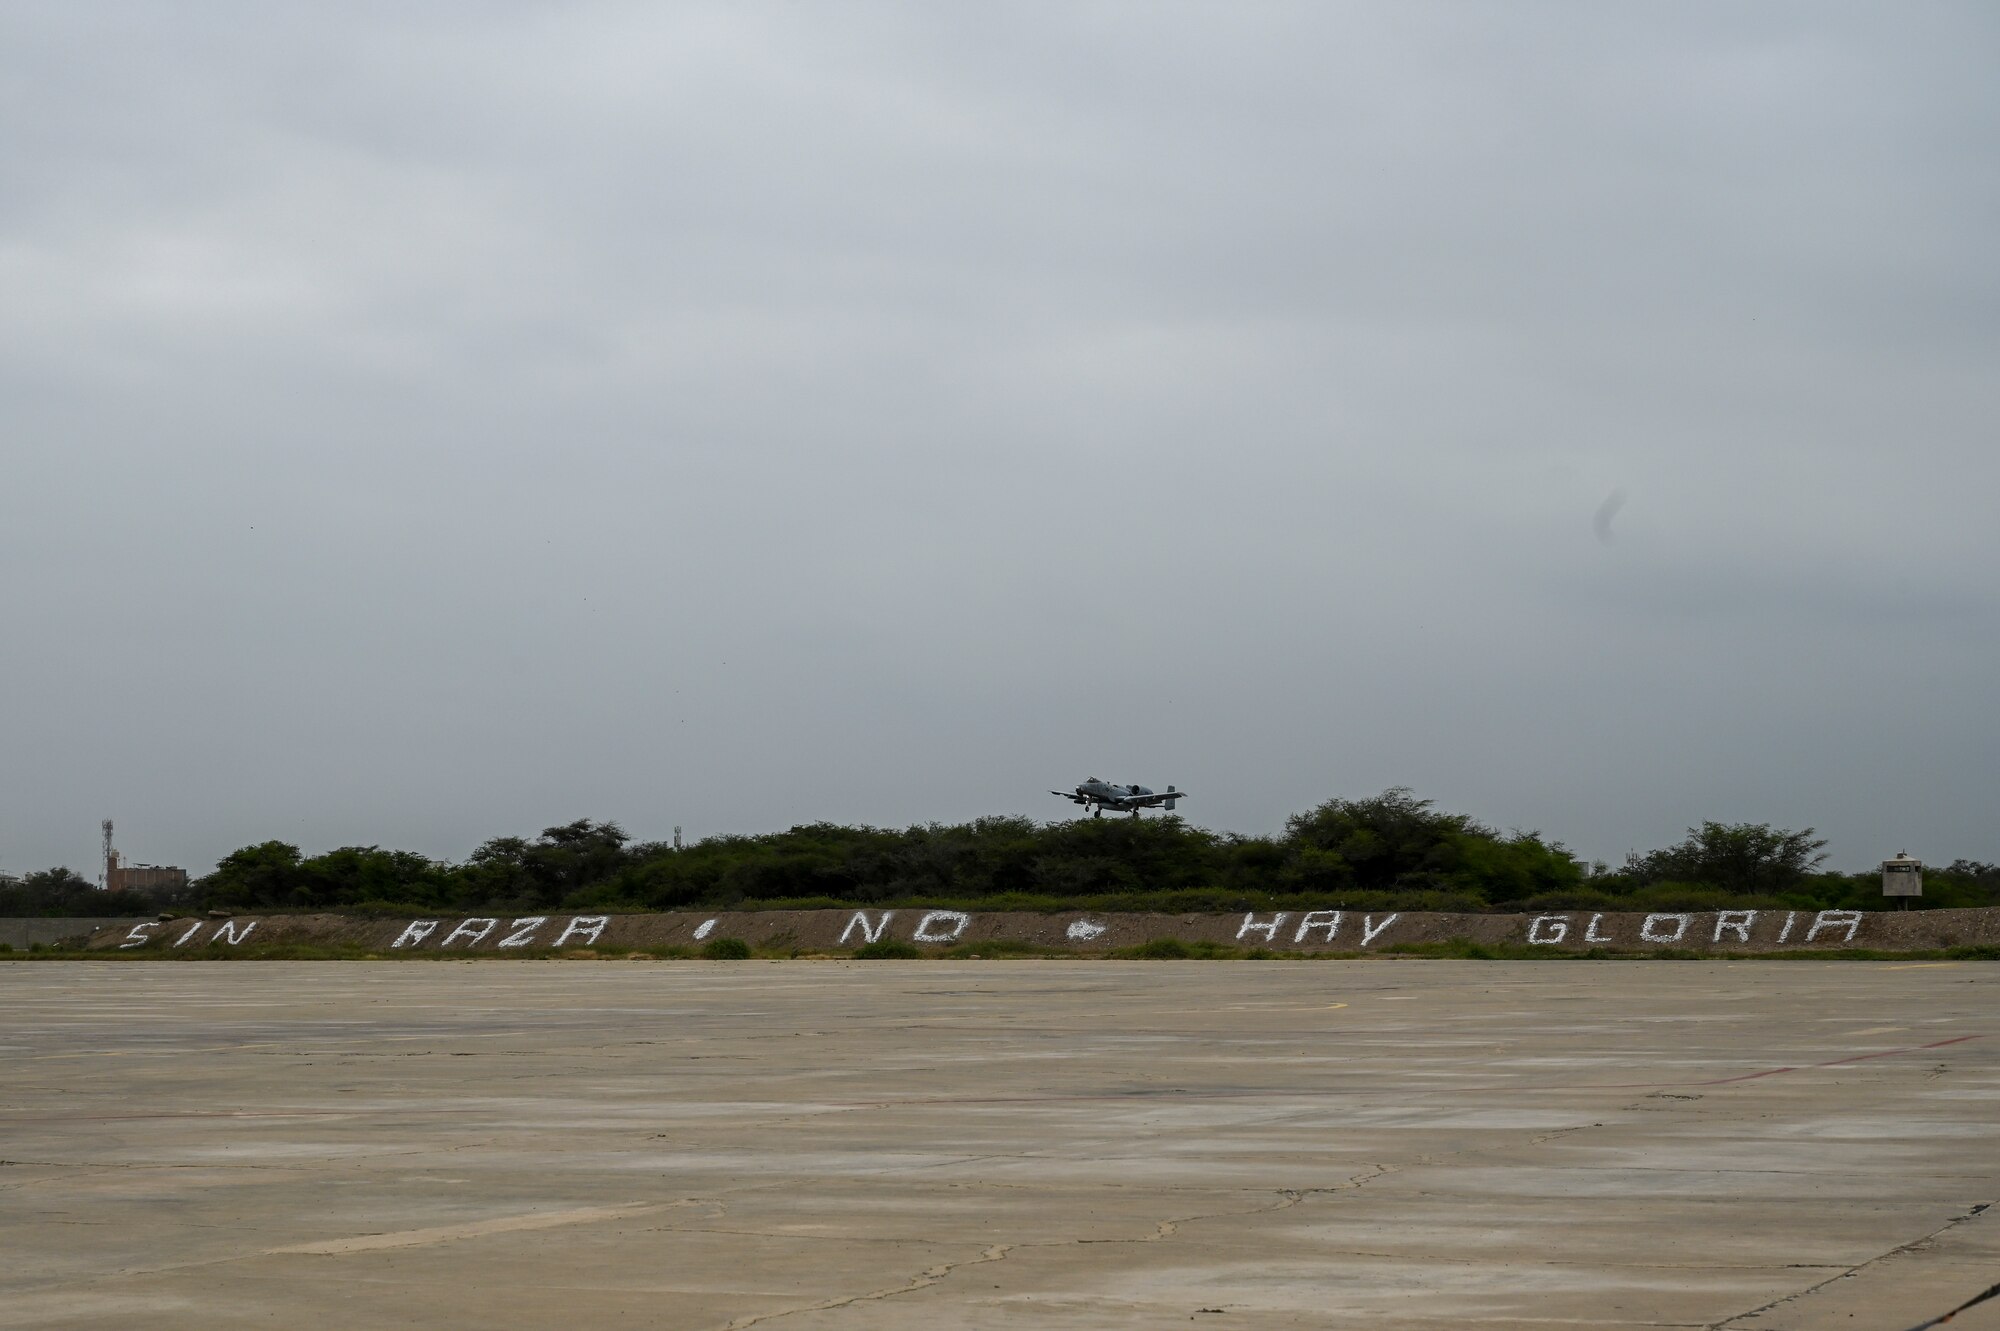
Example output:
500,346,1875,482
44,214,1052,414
392,920,440,948
498,917,548,948
552,916,609,947
1360,913,1400,947
1528,915,1570,944
1713,910,1758,943
1293,910,1341,943
838,911,893,945
440,918,499,948
912,911,971,943
692,919,717,941
1805,910,1863,943
1236,912,1287,942
1639,913,1692,944
1065,920,1106,941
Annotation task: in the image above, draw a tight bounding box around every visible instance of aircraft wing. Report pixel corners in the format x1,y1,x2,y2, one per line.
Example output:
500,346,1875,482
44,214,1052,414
1050,791,1089,804
1130,790,1188,806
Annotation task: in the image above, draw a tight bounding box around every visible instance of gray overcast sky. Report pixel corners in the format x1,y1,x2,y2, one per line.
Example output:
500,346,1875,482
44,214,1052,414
5,2,1996,877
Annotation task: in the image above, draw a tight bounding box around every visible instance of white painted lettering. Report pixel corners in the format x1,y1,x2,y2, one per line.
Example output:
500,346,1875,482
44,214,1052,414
173,921,205,947
211,920,257,945
1293,910,1342,943
838,911,894,945
912,910,971,943
498,917,547,948
1713,910,1758,943
1640,914,1691,944
1527,915,1570,944
120,922,161,949
692,919,717,941
1066,919,1106,941
393,920,440,948
1360,913,1400,947
441,918,498,948
1236,912,1287,942
1584,914,1612,943
1776,910,1798,943
1805,910,1863,943
553,916,609,947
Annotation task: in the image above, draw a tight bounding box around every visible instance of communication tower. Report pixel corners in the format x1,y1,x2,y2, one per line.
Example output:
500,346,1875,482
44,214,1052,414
101,819,115,890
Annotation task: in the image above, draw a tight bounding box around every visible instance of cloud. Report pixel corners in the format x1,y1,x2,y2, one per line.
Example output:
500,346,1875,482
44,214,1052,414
4,3,1998,874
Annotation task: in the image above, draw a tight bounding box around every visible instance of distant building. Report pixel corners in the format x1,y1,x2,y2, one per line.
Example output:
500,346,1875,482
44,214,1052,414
106,851,188,893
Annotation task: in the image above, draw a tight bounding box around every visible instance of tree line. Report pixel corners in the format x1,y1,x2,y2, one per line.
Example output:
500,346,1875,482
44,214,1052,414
5,789,1997,917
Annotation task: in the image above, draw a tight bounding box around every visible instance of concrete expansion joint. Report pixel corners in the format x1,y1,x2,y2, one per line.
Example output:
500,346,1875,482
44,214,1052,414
1704,1199,1993,1330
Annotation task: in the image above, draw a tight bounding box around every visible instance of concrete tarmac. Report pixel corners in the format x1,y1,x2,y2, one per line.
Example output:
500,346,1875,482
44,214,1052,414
2,959,1996,1330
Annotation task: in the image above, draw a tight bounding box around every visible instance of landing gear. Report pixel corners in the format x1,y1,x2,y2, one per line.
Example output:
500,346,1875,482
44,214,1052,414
1092,806,1102,818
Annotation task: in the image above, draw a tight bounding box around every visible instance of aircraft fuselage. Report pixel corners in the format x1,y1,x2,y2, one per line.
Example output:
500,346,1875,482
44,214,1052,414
1053,778,1186,817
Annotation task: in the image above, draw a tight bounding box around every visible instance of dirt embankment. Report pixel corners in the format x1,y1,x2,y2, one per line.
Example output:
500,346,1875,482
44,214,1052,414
84,905,2000,955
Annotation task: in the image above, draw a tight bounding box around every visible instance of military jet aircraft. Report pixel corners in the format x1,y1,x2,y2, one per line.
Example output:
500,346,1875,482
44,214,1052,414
1052,778,1187,818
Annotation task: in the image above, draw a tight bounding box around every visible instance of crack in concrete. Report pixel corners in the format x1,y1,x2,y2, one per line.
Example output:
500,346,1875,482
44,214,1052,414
1275,1161,1402,1211
719,1243,1017,1330
712,1181,1334,1329
1527,1121,1607,1145
1706,1200,1992,1329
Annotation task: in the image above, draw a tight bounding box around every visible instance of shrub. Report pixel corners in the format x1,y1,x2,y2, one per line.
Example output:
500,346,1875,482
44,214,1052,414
1383,938,1500,959
1114,938,1245,960
1125,937,1192,959
940,939,1068,959
701,936,752,960
851,940,921,959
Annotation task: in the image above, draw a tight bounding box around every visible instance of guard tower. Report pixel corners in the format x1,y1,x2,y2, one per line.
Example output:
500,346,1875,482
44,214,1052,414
1881,851,1923,906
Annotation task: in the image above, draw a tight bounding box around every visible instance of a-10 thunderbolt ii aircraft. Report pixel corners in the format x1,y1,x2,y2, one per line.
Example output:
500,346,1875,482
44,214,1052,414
1051,778,1187,818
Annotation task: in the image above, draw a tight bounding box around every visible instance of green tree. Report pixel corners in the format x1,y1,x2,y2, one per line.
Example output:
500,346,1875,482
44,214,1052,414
1625,822,1828,895
524,820,634,905
1283,788,1480,891
300,846,449,907
23,866,92,893
201,842,307,908
7,866,111,915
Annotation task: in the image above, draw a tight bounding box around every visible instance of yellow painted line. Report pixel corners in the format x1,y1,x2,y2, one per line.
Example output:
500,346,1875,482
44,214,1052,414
1885,962,1963,971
